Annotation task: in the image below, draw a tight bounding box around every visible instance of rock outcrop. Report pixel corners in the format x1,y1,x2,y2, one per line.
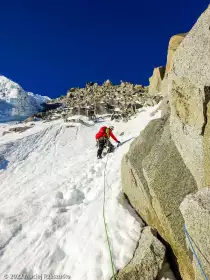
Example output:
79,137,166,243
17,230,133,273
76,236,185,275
65,81,159,118
180,188,210,280
36,81,161,122
2,125,33,136
148,66,165,95
165,33,187,74
115,227,166,280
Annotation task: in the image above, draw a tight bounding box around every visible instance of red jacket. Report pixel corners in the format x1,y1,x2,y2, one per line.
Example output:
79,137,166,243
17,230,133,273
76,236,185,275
95,126,119,142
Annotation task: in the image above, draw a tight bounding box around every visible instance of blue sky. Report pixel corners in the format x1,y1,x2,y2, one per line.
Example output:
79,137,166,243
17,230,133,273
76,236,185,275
0,0,209,98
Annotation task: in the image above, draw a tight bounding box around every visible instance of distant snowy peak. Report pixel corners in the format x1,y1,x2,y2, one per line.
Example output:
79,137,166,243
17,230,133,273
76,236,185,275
0,75,50,121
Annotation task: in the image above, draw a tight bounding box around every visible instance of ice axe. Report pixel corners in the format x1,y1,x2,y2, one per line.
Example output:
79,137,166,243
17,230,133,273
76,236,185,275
117,142,121,148
117,137,136,148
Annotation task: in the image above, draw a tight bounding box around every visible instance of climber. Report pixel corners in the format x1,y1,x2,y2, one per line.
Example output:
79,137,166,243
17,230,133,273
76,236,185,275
95,126,121,159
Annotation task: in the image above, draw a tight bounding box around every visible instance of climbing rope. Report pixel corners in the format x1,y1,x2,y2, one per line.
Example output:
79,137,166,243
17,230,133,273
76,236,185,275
184,224,209,280
103,153,116,279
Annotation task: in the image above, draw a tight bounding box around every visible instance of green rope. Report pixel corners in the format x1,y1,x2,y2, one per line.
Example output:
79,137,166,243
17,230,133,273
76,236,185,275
103,154,116,279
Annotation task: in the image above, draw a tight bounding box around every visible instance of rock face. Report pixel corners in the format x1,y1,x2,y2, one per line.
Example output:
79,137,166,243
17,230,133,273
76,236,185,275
166,33,187,74
116,227,166,280
148,66,165,95
0,75,50,121
169,8,210,86
169,77,205,188
121,5,210,280
122,117,197,279
167,6,210,188
180,188,210,280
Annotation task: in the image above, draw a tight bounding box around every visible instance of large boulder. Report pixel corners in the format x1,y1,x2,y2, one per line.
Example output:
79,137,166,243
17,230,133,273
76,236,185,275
148,66,165,95
116,227,166,280
180,187,210,280
122,117,197,280
165,33,187,74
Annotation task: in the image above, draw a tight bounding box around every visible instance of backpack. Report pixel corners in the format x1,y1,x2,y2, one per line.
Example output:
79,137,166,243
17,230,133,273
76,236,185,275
99,126,107,134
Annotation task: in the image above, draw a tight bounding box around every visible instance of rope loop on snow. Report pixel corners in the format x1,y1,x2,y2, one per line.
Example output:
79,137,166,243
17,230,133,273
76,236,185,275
184,224,209,280
103,153,116,279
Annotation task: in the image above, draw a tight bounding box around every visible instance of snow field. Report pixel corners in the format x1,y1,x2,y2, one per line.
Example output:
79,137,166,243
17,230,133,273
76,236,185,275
0,105,161,279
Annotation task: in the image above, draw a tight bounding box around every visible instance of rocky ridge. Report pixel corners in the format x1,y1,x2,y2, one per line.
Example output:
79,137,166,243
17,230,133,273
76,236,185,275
34,81,161,122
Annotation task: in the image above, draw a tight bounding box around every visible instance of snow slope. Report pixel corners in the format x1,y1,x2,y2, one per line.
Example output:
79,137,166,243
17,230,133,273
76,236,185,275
0,106,161,279
0,75,50,122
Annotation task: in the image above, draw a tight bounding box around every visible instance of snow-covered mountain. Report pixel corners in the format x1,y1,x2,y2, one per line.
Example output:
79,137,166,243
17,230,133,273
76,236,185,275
0,75,50,122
